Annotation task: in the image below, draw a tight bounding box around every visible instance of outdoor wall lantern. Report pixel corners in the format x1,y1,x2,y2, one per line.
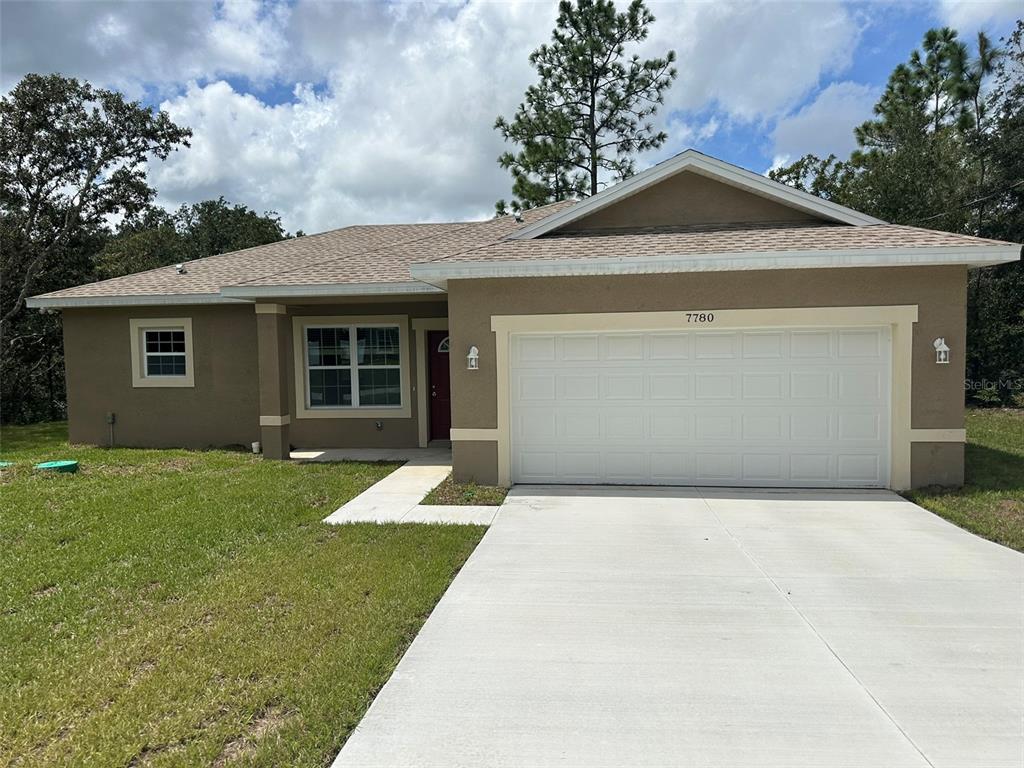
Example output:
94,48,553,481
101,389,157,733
466,345,480,370
933,337,950,364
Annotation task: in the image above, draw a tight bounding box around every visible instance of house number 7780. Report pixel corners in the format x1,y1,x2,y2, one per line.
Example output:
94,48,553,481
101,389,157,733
686,312,715,323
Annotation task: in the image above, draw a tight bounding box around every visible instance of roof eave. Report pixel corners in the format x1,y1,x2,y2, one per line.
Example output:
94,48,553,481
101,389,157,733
219,280,445,300
410,244,1021,288
25,293,247,310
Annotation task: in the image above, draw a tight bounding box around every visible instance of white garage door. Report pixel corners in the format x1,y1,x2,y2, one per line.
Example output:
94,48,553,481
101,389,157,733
510,327,891,487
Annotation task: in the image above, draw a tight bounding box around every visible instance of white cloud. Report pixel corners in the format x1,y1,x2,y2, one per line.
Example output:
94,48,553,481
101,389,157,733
936,0,1022,30
771,81,880,163
644,1,862,121
3,0,872,232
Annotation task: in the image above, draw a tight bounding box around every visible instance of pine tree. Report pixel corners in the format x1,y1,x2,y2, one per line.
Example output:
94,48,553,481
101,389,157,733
494,0,677,212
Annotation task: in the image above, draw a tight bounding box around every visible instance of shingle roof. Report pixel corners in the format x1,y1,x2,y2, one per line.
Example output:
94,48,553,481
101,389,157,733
28,204,1019,305
431,221,1018,264
30,202,574,301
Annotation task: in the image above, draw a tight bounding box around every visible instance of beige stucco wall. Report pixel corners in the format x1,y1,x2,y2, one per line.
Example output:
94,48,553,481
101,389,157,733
447,266,968,488
63,305,259,448
561,171,822,231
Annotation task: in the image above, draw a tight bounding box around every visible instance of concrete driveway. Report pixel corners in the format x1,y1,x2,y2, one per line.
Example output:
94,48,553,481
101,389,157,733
333,486,1024,768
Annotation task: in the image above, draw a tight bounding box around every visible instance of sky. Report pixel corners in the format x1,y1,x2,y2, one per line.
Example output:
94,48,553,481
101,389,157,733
1,0,1020,234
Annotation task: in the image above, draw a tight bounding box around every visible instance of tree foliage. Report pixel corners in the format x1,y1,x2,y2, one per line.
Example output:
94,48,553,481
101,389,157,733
97,198,290,279
494,0,677,213
770,23,1024,405
0,74,290,423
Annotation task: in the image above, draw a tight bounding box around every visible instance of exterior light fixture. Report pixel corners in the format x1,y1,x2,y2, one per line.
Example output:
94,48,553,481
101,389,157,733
933,337,950,364
467,345,479,370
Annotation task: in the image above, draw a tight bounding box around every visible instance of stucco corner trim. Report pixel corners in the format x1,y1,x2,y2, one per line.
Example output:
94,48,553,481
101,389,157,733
450,428,498,441
255,303,288,315
910,428,966,443
260,414,291,427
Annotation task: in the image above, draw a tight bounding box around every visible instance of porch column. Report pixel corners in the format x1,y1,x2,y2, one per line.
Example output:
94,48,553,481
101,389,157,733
255,303,292,459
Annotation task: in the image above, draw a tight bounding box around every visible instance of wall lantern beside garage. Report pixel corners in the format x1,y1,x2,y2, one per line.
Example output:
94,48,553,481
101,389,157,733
933,337,950,364
466,345,480,370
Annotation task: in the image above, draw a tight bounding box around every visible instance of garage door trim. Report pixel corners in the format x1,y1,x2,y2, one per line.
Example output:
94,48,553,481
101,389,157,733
491,306,918,489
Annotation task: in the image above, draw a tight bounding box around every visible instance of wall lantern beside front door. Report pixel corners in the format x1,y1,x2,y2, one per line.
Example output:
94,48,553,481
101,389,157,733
466,345,480,370
933,337,950,364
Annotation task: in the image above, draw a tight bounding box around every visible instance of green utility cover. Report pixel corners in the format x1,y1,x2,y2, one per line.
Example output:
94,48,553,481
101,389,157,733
34,460,79,473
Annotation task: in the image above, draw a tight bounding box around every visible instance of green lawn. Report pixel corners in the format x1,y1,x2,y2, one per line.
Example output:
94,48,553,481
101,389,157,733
909,409,1024,552
421,473,508,506
0,423,484,767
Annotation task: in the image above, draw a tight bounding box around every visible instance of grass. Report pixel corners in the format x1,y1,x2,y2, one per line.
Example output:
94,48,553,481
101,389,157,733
909,408,1024,552
0,423,485,767
421,473,508,506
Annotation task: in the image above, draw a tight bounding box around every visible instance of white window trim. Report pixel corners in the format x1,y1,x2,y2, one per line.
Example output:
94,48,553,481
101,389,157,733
129,317,195,388
292,315,412,419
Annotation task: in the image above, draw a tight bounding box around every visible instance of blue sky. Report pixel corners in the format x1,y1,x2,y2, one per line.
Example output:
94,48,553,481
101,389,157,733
1,0,1019,233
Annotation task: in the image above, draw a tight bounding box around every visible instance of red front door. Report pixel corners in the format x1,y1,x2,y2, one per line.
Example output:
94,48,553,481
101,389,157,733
427,330,451,441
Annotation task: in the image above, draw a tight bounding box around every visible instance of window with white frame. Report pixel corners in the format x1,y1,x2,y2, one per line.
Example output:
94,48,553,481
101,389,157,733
129,318,194,388
305,324,402,408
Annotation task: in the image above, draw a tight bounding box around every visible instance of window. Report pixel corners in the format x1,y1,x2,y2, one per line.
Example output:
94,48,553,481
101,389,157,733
305,324,402,409
144,329,187,376
130,318,195,388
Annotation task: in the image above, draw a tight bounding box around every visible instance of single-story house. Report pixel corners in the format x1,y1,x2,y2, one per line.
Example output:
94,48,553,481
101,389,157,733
28,150,1021,490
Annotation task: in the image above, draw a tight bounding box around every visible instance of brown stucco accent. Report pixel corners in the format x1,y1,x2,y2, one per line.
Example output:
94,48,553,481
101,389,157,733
447,266,967,488
560,171,822,232
453,440,499,485
62,305,259,448
911,442,965,488
286,301,447,449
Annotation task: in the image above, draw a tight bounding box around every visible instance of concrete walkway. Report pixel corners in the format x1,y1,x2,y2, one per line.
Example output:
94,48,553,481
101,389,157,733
332,485,1024,768
298,447,499,525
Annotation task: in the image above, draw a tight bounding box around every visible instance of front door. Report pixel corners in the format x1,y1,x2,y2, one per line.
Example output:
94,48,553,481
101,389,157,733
427,330,452,441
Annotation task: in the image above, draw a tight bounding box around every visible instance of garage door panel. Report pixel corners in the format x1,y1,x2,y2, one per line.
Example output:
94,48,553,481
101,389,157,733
742,331,785,358
695,372,737,399
560,334,600,361
648,333,690,360
791,371,833,400
511,327,890,488
742,372,785,399
695,332,738,359
602,373,644,399
605,334,644,360
649,373,691,399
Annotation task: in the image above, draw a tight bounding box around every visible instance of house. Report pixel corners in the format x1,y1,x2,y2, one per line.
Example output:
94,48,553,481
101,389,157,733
27,150,1021,490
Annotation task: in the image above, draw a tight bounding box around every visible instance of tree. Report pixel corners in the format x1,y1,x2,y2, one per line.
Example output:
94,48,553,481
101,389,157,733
0,74,190,422
97,198,289,279
494,0,677,212
0,74,191,328
769,25,1023,405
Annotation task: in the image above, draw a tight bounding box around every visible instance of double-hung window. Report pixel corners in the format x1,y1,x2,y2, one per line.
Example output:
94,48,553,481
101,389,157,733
130,318,195,388
305,324,402,409
144,329,187,376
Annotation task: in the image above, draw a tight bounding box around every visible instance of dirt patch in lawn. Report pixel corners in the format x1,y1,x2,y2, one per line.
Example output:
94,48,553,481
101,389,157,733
213,706,296,767
422,473,507,506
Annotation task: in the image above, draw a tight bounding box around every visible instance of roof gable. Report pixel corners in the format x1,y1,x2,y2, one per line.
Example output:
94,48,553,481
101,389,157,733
509,149,884,240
